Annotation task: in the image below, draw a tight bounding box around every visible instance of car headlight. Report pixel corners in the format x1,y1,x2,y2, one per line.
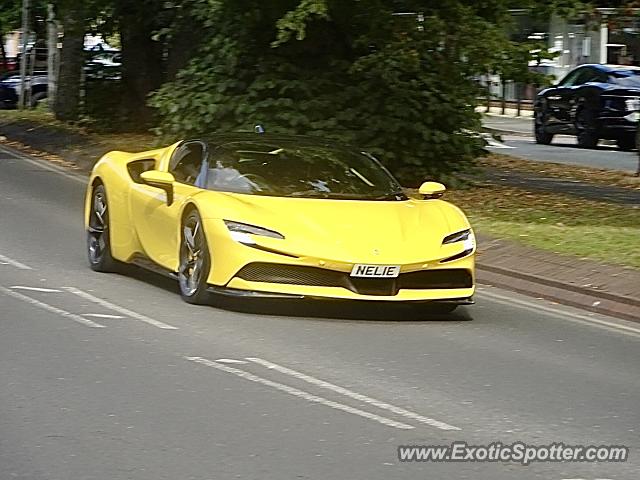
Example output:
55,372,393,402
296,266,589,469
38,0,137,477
440,229,475,263
626,97,640,111
443,229,475,249
224,220,284,245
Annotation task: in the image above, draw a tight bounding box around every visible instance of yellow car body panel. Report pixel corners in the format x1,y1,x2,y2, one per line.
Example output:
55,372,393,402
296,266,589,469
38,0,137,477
85,140,475,303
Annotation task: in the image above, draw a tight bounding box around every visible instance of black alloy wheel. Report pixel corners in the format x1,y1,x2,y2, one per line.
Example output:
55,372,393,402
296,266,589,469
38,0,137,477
178,209,211,304
87,184,119,272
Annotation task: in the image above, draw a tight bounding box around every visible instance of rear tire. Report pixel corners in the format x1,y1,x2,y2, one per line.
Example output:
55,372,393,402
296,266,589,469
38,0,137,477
87,184,119,272
30,91,47,108
178,210,211,305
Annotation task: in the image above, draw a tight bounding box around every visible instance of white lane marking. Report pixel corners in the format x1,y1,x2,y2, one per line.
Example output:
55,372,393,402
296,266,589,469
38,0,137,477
10,285,62,293
0,254,32,270
247,357,460,431
82,313,125,319
184,356,414,430
214,358,249,364
479,288,640,338
0,286,106,328
0,143,86,184
62,287,178,330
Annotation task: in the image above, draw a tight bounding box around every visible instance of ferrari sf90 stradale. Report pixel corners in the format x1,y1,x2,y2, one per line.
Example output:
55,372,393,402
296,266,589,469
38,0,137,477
85,134,475,311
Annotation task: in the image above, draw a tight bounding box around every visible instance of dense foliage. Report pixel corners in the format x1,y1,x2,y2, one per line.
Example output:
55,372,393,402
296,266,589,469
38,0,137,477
151,0,612,181
151,1,519,182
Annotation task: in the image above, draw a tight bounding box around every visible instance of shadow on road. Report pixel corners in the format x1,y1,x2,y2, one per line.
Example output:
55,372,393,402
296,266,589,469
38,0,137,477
211,296,473,322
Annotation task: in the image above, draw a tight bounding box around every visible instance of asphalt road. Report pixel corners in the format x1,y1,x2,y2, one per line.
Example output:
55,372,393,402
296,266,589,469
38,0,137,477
482,115,640,173
1,145,639,480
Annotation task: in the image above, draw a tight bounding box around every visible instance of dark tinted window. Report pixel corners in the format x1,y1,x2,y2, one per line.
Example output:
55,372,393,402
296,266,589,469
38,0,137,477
170,142,206,186
559,67,605,86
206,141,407,200
558,68,584,86
609,69,640,87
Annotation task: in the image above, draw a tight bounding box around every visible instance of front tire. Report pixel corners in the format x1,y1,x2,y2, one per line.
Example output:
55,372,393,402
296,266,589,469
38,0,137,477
178,210,211,304
87,184,119,272
534,108,553,145
575,107,599,149
428,304,458,315
617,135,636,151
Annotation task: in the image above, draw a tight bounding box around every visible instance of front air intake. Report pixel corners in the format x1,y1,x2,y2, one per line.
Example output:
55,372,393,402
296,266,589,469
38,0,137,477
234,263,472,296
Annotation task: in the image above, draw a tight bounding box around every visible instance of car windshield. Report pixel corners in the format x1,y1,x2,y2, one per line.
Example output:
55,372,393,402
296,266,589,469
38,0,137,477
205,141,407,200
0,74,20,83
610,69,640,87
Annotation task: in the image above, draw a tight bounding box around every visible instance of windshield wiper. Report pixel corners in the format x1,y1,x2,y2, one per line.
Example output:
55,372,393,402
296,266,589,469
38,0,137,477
370,192,408,201
288,190,332,198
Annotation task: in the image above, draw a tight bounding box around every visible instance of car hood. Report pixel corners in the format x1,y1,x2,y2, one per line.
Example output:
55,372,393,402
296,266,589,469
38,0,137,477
198,192,471,264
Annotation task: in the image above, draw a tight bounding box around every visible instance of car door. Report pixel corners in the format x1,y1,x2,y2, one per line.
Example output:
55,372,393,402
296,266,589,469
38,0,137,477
129,141,208,271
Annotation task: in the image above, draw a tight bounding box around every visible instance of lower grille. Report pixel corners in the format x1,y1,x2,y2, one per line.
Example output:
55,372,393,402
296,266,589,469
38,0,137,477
399,269,473,289
234,263,472,296
234,263,342,287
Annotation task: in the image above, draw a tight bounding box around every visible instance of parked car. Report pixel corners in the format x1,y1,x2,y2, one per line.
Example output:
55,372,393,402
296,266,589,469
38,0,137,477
0,54,122,109
534,64,640,150
85,52,122,81
0,72,48,109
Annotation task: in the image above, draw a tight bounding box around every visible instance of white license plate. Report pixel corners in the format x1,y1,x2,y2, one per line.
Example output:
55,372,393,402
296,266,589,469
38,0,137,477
350,264,401,278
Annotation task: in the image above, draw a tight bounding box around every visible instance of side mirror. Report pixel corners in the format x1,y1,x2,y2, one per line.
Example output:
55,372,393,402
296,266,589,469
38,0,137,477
140,170,175,206
418,181,446,199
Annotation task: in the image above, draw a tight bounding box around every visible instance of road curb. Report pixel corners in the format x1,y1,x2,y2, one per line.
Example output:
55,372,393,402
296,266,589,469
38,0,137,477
477,264,640,323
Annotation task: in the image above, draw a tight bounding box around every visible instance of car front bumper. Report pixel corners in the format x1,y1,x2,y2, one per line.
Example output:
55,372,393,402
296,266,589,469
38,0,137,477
205,218,476,303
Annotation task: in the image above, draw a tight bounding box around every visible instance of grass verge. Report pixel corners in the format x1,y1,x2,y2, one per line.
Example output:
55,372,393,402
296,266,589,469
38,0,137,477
447,185,640,268
0,110,156,152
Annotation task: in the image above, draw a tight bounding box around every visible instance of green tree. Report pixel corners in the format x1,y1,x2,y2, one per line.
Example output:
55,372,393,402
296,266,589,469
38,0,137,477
150,1,523,182
53,1,89,120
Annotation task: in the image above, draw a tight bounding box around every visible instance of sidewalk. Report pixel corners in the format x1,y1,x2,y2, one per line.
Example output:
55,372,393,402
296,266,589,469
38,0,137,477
480,112,533,136
476,234,640,322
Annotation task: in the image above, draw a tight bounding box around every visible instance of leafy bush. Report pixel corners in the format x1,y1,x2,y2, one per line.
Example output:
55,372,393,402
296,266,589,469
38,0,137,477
150,1,522,184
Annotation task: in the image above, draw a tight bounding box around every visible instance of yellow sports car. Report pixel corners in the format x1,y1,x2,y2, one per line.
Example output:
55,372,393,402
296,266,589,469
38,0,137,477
85,133,475,311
